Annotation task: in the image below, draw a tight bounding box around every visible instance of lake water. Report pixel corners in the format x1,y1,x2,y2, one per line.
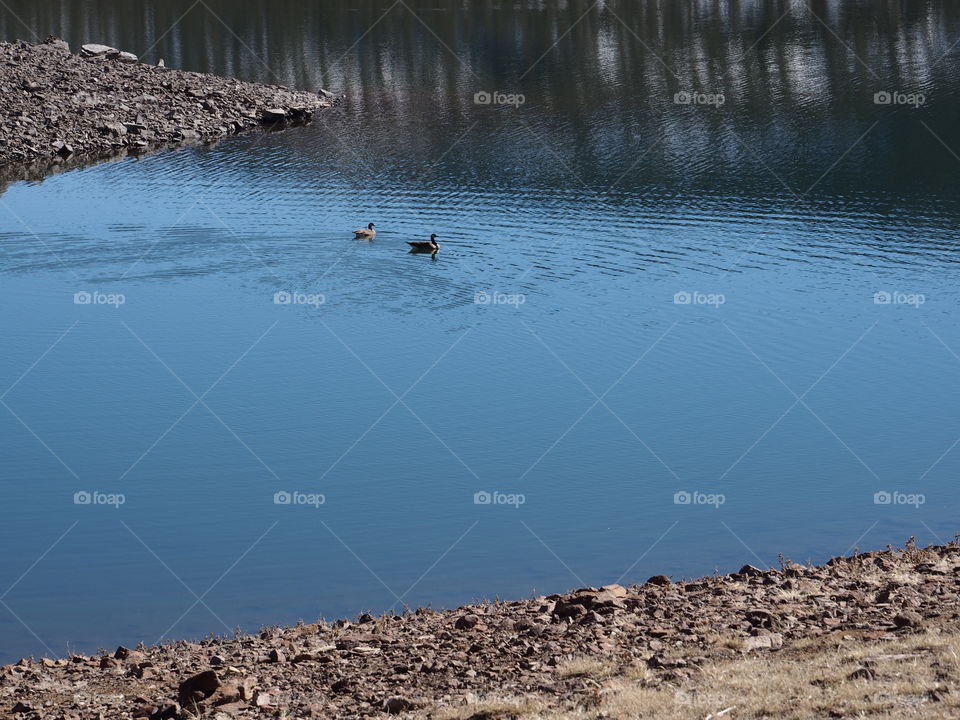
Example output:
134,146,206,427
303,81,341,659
1,1,959,662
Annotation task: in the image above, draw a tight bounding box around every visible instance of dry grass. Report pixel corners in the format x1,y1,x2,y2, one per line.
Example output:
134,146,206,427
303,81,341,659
555,657,616,680
425,697,548,720
422,629,960,720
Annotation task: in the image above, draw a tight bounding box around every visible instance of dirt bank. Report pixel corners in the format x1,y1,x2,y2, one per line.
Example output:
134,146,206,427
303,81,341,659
2,537,958,719
0,37,332,173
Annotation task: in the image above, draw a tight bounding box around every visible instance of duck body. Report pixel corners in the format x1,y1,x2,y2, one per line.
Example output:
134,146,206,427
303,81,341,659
408,234,440,253
353,222,376,239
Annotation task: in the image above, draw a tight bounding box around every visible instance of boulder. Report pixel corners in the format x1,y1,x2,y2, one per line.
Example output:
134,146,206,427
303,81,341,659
454,614,480,630
177,670,220,706
644,574,672,586
261,108,287,123
80,43,120,58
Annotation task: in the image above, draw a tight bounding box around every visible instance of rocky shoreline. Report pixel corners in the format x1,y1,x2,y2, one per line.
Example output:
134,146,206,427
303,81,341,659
2,538,958,719
0,37,333,174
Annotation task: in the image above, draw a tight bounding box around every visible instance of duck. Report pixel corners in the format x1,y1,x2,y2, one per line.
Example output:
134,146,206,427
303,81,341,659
353,223,376,239
407,234,440,253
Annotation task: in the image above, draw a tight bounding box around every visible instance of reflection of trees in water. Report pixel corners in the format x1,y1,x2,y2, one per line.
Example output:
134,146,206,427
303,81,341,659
1,1,957,193
1,1,955,94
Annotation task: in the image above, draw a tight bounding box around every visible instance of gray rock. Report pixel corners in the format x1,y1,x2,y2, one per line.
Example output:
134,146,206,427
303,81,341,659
261,107,287,122
80,43,119,58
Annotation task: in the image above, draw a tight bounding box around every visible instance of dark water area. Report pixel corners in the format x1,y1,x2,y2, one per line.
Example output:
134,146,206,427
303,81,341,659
0,1,959,662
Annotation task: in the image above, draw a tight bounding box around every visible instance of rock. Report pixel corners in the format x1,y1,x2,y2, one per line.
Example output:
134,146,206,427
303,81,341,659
178,669,221,706
80,43,119,58
99,121,127,137
383,697,414,714
601,583,628,598
745,608,780,630
742,632,783,651
287,106,312,120
118,51,138,63
318,88,336,99
455,614,480,630
114,645,133,659
239,678,256,700
269,648,285,662
552,598,587,618
894,611,923,629
43,36,70,53
214,682,241,703
52,139,74,156
148,704,178,720
261,107,287,122
738,564,764,576
644,574,672,586
11,701,33,713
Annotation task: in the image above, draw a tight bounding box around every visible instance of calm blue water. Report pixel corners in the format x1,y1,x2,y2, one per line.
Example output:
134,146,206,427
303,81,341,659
1,0,959,662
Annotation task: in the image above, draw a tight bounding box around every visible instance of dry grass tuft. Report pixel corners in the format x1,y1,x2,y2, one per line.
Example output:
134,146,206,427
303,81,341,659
555,657,616,680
